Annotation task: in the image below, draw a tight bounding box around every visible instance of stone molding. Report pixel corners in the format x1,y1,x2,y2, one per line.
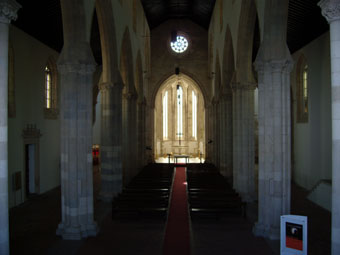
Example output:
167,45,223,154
319,0,340,23
220,92,232,101
22,124,42,139
98,81,123,92
0,0,21,24
57,62,96,75
231,82,257,91
254,59,294,74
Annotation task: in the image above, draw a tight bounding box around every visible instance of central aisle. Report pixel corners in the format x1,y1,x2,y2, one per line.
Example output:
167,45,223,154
163,166,190,255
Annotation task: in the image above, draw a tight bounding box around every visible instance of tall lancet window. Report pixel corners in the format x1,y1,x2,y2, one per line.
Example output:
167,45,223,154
177,85,183,139
192,91,197,139
45,66,52,109
163,91,168,139
297,55,308,123
303,64,308,113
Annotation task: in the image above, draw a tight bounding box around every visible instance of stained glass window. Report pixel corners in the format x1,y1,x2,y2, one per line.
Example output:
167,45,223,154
171,35,189,53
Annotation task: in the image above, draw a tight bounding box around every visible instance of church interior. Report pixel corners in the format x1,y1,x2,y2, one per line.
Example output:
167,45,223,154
0,0,339,254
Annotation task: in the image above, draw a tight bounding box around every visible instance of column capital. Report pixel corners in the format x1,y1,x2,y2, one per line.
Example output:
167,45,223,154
57,62,96,75
211,96,219,105
318,0,340,23
0,0,21,24
98,81,123,92
137,96,147,106
254,58,293,74
123,91,137,101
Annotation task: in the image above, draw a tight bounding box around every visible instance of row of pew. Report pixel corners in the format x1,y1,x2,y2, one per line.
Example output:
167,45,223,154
186,163,245,220
111,164,173,220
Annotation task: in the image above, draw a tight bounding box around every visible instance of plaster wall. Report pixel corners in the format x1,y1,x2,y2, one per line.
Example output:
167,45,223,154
8,26,60,208
292,31,332,190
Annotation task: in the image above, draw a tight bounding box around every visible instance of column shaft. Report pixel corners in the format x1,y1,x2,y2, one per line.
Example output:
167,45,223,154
99,82,123,201
56,60,98,240
232,85,255,202
220,94,233,179
253,59,292,240
0,1,20,253
329,18,340,254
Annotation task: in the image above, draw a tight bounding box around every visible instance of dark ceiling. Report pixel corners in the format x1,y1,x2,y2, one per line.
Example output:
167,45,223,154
11,0,329,59
140,0,216,30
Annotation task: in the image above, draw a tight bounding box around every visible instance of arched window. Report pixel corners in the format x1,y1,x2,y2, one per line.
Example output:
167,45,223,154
192,91,197,139
177,85,183,139
163,91,168,139
297,55,308,123
45,66,52,109
44,57,58,119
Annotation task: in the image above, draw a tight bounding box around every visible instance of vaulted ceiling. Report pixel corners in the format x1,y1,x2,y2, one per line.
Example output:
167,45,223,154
11,0,329,58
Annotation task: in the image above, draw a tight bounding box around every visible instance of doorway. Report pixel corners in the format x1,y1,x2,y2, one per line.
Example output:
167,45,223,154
25,144,36,195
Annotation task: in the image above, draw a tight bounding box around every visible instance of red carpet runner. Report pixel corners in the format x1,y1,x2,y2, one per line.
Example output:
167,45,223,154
163,166,190,255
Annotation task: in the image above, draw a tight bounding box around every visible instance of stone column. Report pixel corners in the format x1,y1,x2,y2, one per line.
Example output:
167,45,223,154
232,83,256,202
318,1,340,253
56,50,98,240
137,97,146,168
0,1,20,254
205,103,212,163
122,91,137,185
212,98,220,167
253,58,293,240
99,81,123,201
220,93,233,179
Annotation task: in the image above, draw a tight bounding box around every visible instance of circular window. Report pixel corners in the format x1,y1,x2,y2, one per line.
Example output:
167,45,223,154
170,35,189,53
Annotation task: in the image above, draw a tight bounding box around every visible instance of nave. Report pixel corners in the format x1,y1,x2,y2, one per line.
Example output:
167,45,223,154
9,163,330,255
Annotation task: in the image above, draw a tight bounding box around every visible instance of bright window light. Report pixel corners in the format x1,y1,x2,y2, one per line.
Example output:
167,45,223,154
171,35,189,53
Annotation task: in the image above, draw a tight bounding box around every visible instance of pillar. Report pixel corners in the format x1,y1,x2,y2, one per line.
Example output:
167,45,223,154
232,82,256,202
220,93,233,179
212,98,220,167
0,1,20,253
137,97,146,168
56,44,98,240
122,91,137,185
253,58,293,240
318,1,340,253
205,103,212,163
99,81,123,201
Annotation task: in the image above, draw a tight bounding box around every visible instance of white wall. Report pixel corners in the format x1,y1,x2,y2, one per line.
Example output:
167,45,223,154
8,26,60,207
292,31,332,190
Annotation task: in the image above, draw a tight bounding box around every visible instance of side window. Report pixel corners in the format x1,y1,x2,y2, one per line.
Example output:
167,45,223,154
44,57,58,119
297,55,308,123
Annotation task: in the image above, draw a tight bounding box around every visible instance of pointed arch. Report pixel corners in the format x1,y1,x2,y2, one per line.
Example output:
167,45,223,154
222,25,235,94
235,0,258,83
214,50,222,99
96,0,119,83
135,50,144,100
120,27,136,94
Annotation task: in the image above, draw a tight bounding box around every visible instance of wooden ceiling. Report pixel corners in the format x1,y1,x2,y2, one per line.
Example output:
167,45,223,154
11,0,329,56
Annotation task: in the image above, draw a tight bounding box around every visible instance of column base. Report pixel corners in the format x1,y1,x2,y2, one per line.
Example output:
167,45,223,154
56,222,98,240
253,222,280,240
240,192,256,203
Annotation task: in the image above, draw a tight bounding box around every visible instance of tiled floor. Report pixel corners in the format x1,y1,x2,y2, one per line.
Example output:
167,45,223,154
9,166,331,255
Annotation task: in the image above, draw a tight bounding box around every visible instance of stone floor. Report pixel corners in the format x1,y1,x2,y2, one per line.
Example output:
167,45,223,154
9,165,331,255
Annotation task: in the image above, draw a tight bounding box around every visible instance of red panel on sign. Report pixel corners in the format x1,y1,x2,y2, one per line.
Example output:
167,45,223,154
286,237,303,251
